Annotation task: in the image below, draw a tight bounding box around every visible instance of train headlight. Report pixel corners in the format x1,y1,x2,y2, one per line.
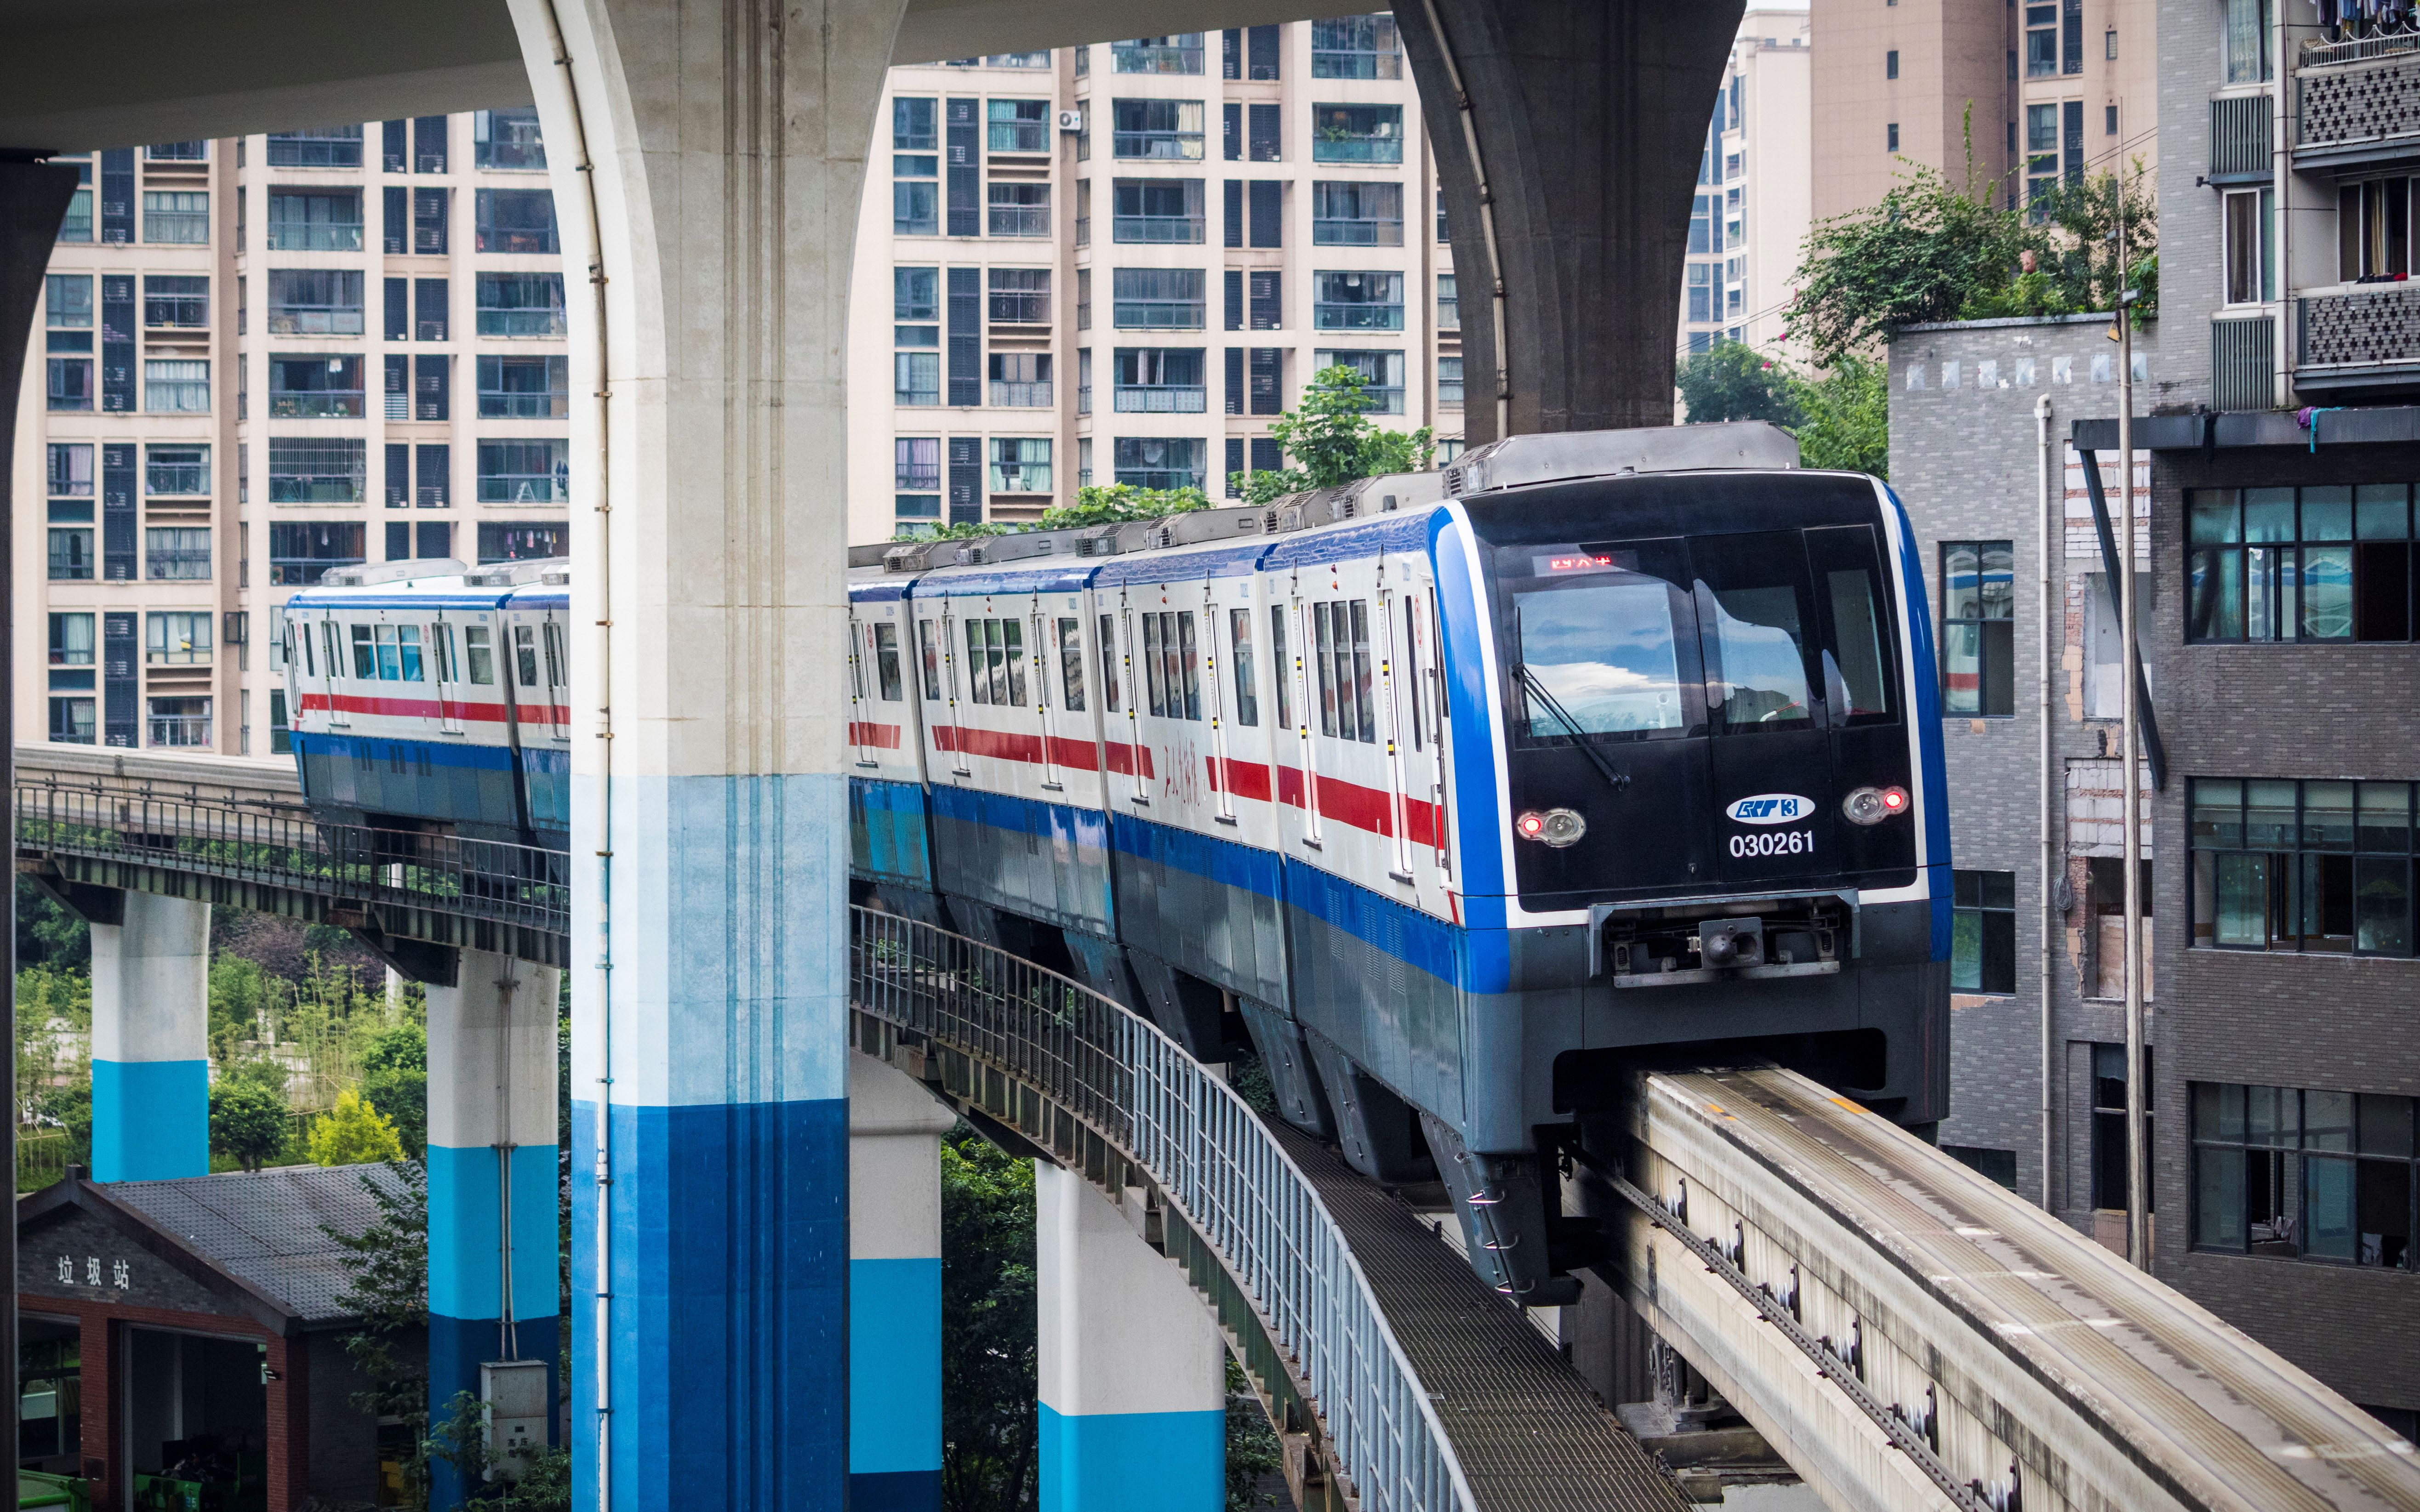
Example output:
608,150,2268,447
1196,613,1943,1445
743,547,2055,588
1516,807,1587,848
1842,786,1911,825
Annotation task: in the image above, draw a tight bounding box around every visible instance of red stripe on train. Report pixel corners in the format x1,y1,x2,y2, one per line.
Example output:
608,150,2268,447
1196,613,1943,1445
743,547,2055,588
850,722,903,750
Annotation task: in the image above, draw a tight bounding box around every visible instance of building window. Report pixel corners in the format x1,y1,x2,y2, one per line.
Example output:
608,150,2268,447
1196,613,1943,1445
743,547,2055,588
145,611,212,665
2192,1082,2413,1268
1112,99,1204,160
1112,35,1204,74
1113,437,1206,492
986,267,1050,326
269,355,363,419
893,99,940,235
145,444,209,498
985,51,1050,68
2026,3,2058,74
1940,540,2014,716
1311,16,1401,78
1311,181,1404,246
46,273,91,330
270,689,292,755
476,189,558,254
478,439,571,503
2225,0,2272,83
267,126,362,168
989,438,1053,494
2090,1045,2153,1212
476,272,565,338
1112,178,1205,243
1437,273,1459,332
1886,122,1901,153
1312,349,1403,413
477,523,569,563
2336,178,2415,282
986,99,1050,154
2187,486,2416,643
1886,49,1899,79
268,521,365,585
478,355,570,418
1437,355,1464,408
1112,267,1206,330
2221,189,2275,306
268,439,365,504
474,108,548,170
47,518,92,580
267,190,363,251
895,267,940,404
143,360,209,414
1113,347,1207,412
142,191,207,244
986,182,1049,238
2191,778,2417,956
1312,103,1403,164
1951,870,2016,992
145,527,211,581
265,269,360,335
988,352,1052,407
2106,103,2119,135
1313,271,1403,331
49,614,93,668
48,697,95,745
896,438,942,525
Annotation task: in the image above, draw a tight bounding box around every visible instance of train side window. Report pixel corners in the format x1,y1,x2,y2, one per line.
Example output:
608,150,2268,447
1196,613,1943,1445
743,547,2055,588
1155,613,1180,720
917,620,943,700
397,626,425,682
1269,605,1291,729
372,625,402,681
1177,611,1202,720
325,623,342,679
432,625,455,683
1400,597,1422,750
351,625,376,680
962,618,990,705
1347,600,1376,744
1806,525,1901,726
1312,603,1339,737
1000,618,1026,706
1098,614,1122,711
1058,618,1086,711
873,622,904,701
297,619,314,677
514,625,541,689
1228,608,1257,726
543,623,566,688
464,626,496,684
1142,613,1166,716
982,619,1010,705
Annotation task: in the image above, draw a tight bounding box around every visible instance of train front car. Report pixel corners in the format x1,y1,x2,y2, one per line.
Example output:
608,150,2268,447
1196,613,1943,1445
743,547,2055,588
1368,426,1948,1303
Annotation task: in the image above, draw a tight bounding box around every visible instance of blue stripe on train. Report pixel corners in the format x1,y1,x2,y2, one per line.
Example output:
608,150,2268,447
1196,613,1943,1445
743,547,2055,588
1881,482,1956,962
294,731,517,770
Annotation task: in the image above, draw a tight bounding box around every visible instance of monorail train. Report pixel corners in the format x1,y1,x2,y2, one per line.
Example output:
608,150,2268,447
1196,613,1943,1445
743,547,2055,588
283,422,1950,1303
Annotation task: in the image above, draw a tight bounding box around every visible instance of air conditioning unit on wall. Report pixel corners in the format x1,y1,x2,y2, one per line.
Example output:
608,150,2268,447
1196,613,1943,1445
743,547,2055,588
1057,110,1083,133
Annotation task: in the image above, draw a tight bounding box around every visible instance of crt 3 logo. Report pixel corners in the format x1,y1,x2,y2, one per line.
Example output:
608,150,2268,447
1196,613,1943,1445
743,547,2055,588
1725,794,1811,825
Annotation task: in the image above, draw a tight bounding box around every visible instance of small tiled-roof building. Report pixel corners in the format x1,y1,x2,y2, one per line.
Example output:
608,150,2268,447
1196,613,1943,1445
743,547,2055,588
18,1165,418,1512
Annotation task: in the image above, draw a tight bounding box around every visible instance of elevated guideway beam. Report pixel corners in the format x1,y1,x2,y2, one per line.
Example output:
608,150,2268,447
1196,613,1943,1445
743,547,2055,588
1581,1067,2420,1512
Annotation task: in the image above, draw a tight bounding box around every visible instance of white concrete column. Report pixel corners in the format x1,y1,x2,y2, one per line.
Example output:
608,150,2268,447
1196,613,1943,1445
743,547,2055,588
503,0,908,1506
89,893,209,1182
1035,1161,1226,1512
425,950,562,1505
849,1054,957,1512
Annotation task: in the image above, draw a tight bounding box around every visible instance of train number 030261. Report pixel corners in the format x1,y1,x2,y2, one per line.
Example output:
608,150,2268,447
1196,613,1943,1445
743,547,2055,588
1729,830,1814,858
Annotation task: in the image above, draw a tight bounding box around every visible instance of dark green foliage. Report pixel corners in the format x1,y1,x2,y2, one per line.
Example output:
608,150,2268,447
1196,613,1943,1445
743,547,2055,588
1787,355,1891,477
1675,343,1802,426
899,484,1210,542
941,1126,1038,1512
428,1389,571,1512
329,1159,431,1506
210,1079,291,1172
1235,365,1433,503
1225,1360,1285,1511
16,888,87,970
362,1021,430,1157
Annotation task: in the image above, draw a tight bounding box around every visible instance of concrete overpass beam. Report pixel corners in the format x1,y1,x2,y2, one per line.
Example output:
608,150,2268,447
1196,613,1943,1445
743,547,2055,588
1397,0,1746,439
1034,1162,1224,1512
426,950,563,1506
848,1054,958,1512
90,892,211,1182
501,0,907,1505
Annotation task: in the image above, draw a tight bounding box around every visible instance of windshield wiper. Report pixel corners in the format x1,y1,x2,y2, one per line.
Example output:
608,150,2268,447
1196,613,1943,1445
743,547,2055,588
1515,664,1632,796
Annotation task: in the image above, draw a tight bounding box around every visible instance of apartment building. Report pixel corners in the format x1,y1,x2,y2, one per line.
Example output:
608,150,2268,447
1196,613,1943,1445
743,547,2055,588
17,113,571,759
1681,10,1813,358
1811,0,2155,223
843,20,1462,544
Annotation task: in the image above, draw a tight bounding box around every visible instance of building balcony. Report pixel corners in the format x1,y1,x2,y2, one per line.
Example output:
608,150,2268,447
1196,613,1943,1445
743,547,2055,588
2209,94,2272,182
988,381,1053,407
1113,214,1204,244
2295,38,2420,167
2296,285,2420,390
1114,384,1206,413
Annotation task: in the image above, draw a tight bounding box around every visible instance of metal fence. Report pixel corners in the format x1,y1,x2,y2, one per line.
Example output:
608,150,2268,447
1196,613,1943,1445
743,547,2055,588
850,906,1476,1512
13,784,569,935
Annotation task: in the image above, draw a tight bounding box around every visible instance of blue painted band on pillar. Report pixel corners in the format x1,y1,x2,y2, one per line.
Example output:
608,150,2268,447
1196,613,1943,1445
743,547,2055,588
850,1256,942,1477
849,1470,943,1512
571,1096,848,1512
428,1142,565,1324
90,1060,208,1183
1038,1405,1225,1512
429,1314,560,1512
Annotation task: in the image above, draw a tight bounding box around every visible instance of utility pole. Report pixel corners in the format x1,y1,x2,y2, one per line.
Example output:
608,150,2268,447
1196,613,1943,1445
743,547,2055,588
2115,203,2150,1274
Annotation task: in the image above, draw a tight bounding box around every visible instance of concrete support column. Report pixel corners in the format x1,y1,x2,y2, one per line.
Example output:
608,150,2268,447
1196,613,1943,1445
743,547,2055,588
848,1055,956,1512
1035,1162,1224,1512
426,949,561,1505
503,0,908,1506
90,893,210,1182
1397,0,1745,439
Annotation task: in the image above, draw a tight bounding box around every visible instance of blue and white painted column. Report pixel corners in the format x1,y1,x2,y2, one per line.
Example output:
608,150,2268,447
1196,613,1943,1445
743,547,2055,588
849,1054,957,1512
1036,1162,1226,1512
505,0,908,1506
89,892,209,1182
426,949,562,1506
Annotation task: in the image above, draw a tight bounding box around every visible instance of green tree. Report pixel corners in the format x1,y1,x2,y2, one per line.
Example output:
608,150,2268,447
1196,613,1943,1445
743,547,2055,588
1225,1360,1285,1511
330,1160,430,1507
211,1080,291,1173
310,1087,406,1167
1675,342,1802,426
896,483,1210,543
1785,355,1891,477
940,1127,1038,1512
361,1021,430,1158
1233,365,1433,504
15,888,88,970
428,1389,572,1512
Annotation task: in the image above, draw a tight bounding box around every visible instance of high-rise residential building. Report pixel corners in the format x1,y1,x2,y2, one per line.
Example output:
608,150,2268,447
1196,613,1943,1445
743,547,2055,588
1679,10,1814,358
845,21,1461,544
18,113,571,759
1811,0,2155,226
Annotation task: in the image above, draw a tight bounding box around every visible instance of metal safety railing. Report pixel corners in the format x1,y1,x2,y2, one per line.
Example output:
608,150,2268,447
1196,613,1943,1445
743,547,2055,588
13,784,569,935
850,907,1477,1512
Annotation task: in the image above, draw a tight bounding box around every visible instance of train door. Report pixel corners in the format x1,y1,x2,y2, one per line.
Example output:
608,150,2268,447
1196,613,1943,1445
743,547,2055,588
1032,597,1062,791
318,616,351,728
540,616,570,741
1694,530,1837,884
846,608,873,767
1285,588,1321,848
1376,574,1415,883
431,614,466,736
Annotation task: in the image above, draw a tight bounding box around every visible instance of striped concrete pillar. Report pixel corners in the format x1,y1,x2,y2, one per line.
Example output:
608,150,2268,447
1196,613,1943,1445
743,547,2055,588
89,893,209,1182
849,1055,957,1512
503,0,905,1505
426,950,561,1507
1036,1162,1226,1512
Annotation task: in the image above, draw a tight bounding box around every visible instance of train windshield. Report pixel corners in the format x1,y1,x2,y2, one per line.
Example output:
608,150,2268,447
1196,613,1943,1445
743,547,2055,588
1513,547,1691,740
